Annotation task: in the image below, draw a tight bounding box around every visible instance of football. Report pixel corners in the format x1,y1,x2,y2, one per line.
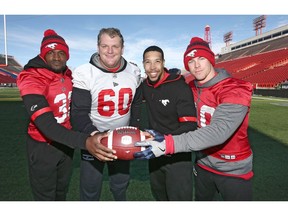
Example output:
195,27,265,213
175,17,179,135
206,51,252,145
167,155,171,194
101,126,147,160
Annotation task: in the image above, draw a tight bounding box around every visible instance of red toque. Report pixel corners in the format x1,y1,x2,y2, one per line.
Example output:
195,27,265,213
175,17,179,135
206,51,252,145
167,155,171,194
183,37,215,71
40,29,69,60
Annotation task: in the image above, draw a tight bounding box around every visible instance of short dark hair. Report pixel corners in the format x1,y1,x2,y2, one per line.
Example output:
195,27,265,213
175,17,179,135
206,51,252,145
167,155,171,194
143,45,164,61
97,28,124,47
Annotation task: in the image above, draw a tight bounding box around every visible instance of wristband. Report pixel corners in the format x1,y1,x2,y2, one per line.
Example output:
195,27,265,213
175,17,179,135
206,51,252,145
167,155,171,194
164,134,175,154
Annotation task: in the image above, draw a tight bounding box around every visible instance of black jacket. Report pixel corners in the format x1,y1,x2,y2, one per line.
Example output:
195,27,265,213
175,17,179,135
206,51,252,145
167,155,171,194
131,71,197,135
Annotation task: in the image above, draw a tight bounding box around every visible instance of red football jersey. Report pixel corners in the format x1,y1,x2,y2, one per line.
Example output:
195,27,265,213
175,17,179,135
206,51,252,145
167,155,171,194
191,77,252,161
17,67,72,143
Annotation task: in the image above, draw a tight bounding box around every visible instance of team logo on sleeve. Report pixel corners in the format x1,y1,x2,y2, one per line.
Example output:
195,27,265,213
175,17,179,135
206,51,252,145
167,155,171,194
30,104,38,111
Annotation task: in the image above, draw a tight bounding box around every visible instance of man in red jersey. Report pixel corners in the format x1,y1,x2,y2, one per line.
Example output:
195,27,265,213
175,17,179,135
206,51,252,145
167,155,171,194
134,37,253,201
17,29,116,201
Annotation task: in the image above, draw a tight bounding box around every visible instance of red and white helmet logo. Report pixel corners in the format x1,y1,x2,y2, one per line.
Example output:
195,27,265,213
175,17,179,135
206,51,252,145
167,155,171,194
45,43,58,49
186,49,197,58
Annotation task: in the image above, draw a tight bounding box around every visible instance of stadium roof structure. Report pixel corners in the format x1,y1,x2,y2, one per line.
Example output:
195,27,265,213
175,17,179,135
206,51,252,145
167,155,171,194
220,24,288,55
0,54,23,85
184,24,288,89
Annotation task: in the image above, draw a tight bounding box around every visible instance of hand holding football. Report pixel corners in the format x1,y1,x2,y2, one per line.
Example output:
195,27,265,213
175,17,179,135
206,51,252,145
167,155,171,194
100,126,147,160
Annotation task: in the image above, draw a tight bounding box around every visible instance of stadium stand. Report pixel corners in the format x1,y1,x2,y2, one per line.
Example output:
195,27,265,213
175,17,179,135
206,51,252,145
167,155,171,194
184,24,288,98
0,54,23,87
1,23,287,96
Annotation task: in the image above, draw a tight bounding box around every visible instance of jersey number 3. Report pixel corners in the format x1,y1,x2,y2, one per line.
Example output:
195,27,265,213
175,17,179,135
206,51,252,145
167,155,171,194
55,91,72,124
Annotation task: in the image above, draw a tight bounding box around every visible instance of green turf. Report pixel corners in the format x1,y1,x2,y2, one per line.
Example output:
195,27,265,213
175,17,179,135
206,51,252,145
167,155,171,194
1,88,288,201
0,87,21,101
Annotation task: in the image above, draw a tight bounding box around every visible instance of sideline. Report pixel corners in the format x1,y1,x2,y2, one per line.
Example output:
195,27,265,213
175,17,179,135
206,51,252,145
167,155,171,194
252,95,288,102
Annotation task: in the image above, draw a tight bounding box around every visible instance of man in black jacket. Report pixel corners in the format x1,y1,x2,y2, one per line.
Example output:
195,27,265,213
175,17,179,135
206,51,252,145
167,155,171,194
133,45,197,200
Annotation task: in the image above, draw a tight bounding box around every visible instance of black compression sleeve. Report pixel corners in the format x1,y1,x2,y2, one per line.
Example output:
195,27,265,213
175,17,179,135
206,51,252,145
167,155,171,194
34,111,88,149
22,94,89,149
70,87,98,134
129,85,143,128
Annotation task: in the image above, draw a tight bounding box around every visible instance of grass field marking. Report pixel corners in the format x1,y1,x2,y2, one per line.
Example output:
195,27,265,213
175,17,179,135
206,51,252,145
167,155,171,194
252,96,288,102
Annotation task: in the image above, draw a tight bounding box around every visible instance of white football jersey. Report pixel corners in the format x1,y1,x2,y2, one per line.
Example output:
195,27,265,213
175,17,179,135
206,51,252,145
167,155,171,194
72,62,141,132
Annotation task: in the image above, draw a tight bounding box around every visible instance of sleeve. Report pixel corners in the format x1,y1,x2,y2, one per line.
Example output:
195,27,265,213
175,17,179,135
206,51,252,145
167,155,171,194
128,62,143,128
129,61,142,88
171,78,197,135
17,69,49,96
173,103,248,152
220,79,253,106
22,94,88,149
129,83,143,128
71,64,91,90
70,87,98,134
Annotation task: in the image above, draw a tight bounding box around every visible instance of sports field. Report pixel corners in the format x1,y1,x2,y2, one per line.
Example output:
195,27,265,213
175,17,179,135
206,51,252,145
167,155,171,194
0,87,288,201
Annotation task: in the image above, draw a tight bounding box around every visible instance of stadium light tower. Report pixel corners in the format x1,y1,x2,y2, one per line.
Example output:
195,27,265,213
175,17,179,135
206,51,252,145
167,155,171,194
224,31,233,47
204,25,212,49
0,14,8,66
253,15,266,36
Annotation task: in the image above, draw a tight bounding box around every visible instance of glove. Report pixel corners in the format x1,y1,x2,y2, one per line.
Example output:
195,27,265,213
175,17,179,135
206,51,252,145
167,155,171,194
145,129,165,142
133,129,166,159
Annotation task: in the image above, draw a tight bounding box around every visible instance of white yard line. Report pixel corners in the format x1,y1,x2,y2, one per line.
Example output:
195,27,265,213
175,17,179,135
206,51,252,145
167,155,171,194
252,95,288,102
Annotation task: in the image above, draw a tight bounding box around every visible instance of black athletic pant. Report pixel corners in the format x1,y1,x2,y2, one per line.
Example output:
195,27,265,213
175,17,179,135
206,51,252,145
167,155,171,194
149,152,193,201
79,150,130,201
27,136,74,201
194,164,253,201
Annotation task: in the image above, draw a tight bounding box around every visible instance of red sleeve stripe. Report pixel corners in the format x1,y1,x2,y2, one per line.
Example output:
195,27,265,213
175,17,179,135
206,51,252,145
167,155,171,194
178,116,197,122
31,107,52,122
165,134,175,154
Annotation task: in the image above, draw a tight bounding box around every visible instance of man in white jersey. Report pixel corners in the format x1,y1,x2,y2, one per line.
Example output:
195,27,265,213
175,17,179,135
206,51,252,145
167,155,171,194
71,28,142,201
